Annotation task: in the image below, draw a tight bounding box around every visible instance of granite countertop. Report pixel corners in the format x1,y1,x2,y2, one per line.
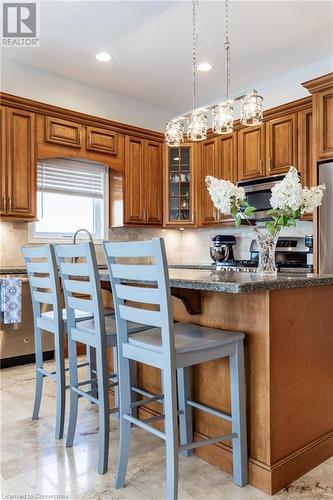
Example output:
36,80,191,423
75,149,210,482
99,267,333,294
2,264,333,293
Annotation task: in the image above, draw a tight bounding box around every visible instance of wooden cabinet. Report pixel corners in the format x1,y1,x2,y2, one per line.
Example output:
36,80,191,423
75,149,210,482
317,88,333,160
164,144,196,226
238,126,265,180
199,138,219,225
198,134,236,226
266,113,297,174
124,135,162,226
86,126,118,155
45,116,83,148
1,107,36,220
145,140,163,225
298,109,312,187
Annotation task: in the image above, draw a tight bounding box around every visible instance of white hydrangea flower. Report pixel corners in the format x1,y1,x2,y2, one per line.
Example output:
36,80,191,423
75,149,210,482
205,176,245,215
270,167,302,211
300,185,326,214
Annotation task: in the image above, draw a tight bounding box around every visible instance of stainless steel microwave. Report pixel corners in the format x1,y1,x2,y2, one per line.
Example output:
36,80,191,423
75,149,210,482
237,174,285,220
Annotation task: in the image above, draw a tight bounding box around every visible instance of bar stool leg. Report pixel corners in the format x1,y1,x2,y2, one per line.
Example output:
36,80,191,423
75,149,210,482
112,347,120,418
115,352,132,489
230,339,248,487
95,344,110,474
54,329,65,439
163,367,179,500
87,346,97,401
177,367,193,458
32,327,44,421
66,338,79,448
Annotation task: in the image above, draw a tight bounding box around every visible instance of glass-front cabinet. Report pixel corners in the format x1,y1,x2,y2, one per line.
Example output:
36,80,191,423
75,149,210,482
163,144,196,226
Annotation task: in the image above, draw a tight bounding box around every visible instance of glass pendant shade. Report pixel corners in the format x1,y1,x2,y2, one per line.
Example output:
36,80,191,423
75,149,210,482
187,110,208,141
165,120,184,147
240,90,263,126
212,102,234,134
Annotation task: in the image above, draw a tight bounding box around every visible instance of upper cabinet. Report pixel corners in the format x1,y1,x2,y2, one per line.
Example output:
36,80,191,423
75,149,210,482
238,125,265,180
86,126,118,155
45,116,83,149
1,107,36,221
124,135,163,226
302,73,333,168
265,113,297,174
164,144,196,227
199,138,219,225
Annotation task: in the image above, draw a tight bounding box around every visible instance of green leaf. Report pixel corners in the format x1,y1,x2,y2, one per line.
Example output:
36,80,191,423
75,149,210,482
277,215,288,226
266,221,277,235
230,205,238,218
244,206,255,216
240,200,249,207
266,208,278,216
234,213,242,228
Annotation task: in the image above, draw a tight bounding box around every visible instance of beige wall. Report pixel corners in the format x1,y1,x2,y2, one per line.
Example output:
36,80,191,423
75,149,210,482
0,219,313,269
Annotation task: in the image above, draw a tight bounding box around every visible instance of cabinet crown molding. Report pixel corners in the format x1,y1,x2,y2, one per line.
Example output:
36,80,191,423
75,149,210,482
302,72,333,93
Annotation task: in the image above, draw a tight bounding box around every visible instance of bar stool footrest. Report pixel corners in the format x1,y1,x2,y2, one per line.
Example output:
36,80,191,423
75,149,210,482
179,432,237,452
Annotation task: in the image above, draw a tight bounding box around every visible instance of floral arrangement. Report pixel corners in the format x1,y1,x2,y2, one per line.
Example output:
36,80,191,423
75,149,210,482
205,167,325,236
206,167,325,275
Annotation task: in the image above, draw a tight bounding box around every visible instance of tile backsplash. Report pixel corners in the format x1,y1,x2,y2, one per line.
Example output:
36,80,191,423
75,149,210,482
0,219,313,269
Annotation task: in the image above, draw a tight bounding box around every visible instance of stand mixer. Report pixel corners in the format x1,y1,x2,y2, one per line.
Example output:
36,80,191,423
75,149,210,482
210,235,236,266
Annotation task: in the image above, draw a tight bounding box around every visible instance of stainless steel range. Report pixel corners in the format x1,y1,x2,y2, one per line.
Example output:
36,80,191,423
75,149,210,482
212,236,310,273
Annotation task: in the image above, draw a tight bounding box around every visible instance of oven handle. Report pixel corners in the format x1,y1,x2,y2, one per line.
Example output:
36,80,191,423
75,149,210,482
243,181,277,193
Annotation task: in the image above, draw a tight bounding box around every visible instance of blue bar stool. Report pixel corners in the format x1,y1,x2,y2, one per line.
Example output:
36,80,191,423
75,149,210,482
21,245,112,439
55,242,158,474
103,238,248,499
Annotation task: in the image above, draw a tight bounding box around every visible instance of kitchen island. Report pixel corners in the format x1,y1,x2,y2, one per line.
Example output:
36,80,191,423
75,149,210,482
101,269,333,495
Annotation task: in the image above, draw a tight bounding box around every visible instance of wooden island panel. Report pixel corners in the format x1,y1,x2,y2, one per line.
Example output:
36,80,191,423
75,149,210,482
106,284,333,495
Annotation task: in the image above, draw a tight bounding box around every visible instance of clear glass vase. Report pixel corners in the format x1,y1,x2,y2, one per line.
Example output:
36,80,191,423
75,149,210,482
253,227,280,276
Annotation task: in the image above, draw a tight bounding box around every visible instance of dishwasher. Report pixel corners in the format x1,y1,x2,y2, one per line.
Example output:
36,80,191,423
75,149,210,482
0,274,54,368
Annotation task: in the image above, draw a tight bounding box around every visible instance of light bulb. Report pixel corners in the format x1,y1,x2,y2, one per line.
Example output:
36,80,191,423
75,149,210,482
165,120,184,147
240,90,263,126
212,102,234,134
187,110,208,141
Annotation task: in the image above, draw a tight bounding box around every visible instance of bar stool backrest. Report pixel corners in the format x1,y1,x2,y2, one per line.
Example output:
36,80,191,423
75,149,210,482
103,238,175,367
21,245,62,334
55,242,106,347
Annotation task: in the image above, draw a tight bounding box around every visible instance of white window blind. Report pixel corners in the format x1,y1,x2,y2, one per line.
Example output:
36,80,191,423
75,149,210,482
37,158,105,199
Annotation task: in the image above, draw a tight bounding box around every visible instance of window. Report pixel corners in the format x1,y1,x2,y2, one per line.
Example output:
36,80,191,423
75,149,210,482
31,158,108,241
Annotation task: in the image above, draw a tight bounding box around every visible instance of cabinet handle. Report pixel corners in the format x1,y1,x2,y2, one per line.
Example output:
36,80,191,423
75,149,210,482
259,159,263,173
2,197,6,212
146,208,149,221
8,197,12,212
143,208,146,221
268,157,272,172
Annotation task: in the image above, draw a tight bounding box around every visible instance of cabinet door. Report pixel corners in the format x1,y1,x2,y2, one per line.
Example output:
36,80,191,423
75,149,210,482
199,138,219,225
86,126,118,155
164,145,196,226
317,88,333,160
6,108,36,219
266,113,297,174
45,116,83,148
144,140,163,225
218,133,237,222
298,109,312,187
124,136,145,224
238,126,264,180
0,107,6,216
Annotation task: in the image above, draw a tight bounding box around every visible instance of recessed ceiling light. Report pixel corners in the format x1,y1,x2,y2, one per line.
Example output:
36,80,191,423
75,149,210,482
96,52,113,63
197,62,212,72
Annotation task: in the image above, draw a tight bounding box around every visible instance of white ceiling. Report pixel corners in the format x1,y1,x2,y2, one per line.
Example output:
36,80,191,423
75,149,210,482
2,1,333,113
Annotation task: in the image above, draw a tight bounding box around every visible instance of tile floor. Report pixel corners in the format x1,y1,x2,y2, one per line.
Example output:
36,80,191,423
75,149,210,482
1,359,332,500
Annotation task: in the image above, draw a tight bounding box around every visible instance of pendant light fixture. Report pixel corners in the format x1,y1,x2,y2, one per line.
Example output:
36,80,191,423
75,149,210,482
165,0,263,146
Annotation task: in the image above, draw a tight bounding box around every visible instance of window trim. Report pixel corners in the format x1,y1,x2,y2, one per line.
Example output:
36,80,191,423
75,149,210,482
29,163,109,244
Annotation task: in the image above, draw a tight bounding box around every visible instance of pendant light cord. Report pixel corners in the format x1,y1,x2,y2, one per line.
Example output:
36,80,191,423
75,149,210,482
192,0,198,110
224,0,231,100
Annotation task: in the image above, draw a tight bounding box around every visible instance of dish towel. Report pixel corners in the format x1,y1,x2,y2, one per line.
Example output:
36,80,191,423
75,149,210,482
0,278,22,324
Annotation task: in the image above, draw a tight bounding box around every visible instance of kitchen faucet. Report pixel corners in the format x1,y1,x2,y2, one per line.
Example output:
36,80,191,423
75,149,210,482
73,228,93,244
72,229,93,262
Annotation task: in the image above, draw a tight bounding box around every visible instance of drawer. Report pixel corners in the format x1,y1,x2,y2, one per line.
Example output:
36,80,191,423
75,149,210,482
45,116,83,148
86,126,118,155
